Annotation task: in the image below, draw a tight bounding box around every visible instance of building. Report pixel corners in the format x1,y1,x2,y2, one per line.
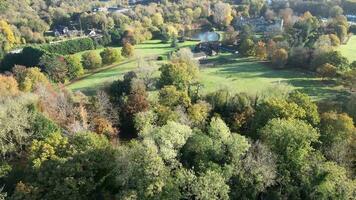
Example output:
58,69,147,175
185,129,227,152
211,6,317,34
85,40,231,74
235,17,284,33
193,52,208,61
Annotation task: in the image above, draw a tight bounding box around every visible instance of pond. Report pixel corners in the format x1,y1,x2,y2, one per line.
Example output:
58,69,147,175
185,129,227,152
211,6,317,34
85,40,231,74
185,30,220,42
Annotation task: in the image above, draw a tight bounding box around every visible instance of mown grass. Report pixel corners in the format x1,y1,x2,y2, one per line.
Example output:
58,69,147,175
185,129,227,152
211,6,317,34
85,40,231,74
67,40,197,94
199,55,346,100
68,40,346,100
339,35,356,62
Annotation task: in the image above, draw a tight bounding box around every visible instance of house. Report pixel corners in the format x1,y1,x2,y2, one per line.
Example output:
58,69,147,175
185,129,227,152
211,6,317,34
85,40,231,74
54,26,81,37
195,42,221,56
193,52,208,61
235,17,284,33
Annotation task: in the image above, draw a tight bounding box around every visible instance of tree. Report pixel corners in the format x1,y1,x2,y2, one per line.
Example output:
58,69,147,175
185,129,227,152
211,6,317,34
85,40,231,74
0,94,36,159
15,132,116,199
39,54,68,83
171,48,199,70
329,6,343,17
0,20,17,52
252,98,306,134
100,48,121,65
113,141,170,199
0,75,19,97
272,48,288,68
229,142,277,199
255,41,267,60
159,85,191,108
121,42,134,58
140,121,193,163
213,2,233,28
319,112,355,169
239,38,255,57
336,24,348,42
288,47,310,69
287,91,320,126
312,50,349,71
13,66,49,92
161,25,178,43
341,69,356,91
260,118,321,197
191,170,230,200
65,55,84,80
188,101,212,127
152,13,164,27
81,51,102,69
329,34,341,47
159,61,198,90
317,63,337,80
309,162,354,199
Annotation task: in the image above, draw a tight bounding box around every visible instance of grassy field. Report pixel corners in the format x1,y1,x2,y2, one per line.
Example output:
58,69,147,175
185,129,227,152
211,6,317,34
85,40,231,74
199,55,346,100
339,35,356,62
68,40,346,100
67,40,197,94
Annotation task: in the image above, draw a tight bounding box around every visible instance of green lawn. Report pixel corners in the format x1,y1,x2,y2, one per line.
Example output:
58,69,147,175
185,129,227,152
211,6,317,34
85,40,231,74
199,55,346,100
67,40,197,94
339,35,356,62
68,40,346,100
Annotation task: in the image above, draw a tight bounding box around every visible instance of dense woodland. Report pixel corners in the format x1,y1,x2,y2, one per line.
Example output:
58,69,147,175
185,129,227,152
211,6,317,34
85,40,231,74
0,0,356,199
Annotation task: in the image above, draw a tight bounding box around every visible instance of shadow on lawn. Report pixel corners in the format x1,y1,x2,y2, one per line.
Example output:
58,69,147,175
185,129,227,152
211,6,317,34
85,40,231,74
204,56,347,100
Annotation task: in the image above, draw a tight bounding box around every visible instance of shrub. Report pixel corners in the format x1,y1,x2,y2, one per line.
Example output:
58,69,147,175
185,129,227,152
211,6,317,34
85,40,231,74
121,43,134,58
100,48,121,65
82,51,102,69
0,47,47,71
40,38,95,55
272,48,288,68
316,63,337,79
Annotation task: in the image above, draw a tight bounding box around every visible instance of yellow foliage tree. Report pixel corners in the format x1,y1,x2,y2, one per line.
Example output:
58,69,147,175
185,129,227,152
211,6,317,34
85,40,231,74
0,20,17,51
13,66,50,92
0,75,20,97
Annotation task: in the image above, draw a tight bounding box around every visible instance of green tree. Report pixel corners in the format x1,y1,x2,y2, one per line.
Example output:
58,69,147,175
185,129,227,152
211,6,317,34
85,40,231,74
159,61,198,90
252,98,306,135
140,121,193,163
14,132,115,199
65,55,84,79
319,112,355,170
121,42,134,58
191,170,230,200
113,141,170,199
39,54,68,83
100,47,121,65
309,162,355,199
152,13,164,27
13,66,49,92
159,85,191,108
188,101,212,127
272,48,288,68
81,51,102,69
239,38,255,57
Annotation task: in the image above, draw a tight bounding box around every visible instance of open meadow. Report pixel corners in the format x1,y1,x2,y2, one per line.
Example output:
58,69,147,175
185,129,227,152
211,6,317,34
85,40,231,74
339,35,356,62
68,40,346,100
